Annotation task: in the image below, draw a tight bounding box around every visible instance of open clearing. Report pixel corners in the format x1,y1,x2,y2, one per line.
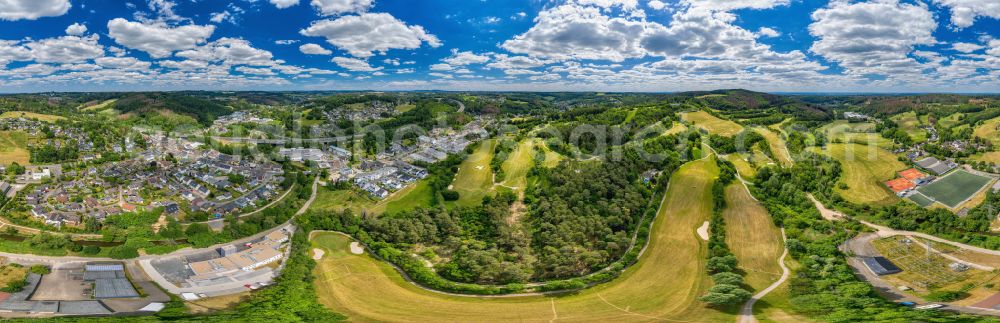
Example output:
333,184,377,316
722,183,784,291
916,170,993,209
80,99,117,111
0,111,65,122
754,127,793,167
890,112,927,142
725,153,757,179
536,139,563,168
311,158,735,322
498,139,535,190
0,131,30,165
812,143,904,205
682,111,743,137
310,187,378,215
972,151,1000,164
449,140,496,208
819,121,894,149
974,116,1000,146
374,180,434,215
664,122,688,136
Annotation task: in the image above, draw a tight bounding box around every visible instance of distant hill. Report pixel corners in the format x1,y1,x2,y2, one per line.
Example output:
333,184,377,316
681,89,833,123
113,93,231,125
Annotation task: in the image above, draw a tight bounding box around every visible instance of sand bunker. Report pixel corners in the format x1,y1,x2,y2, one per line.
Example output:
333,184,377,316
349,242,364,255
312,248,325,260
697,221,710,241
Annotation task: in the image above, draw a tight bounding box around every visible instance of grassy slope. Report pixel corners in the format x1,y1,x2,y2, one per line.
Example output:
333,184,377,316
311,158,732,322
449,140,496,208
310,187,377,215
0,131,30,165
722,184,783,290
536,139,563,168
891,111,927,142
0,111,65,122
754,127,793,167
819,120,894,149
725,154,757,179
80,99,117,111
498,139,535,190
811,143,904,205
974,116,1000,146
683,111,743,137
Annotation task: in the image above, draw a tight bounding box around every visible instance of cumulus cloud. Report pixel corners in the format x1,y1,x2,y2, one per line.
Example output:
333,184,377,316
275,39,299,45
311,0,373,16
0,0,71,21
809,0,936,76
107,18,215,58
952,42,985,53
933,0,1000,29
235,66,276,75
270,0,300,9
299,43,332,55
176,38,275,66
648,0,667,10
26,35,105,63
682,0,791,12
756,27,780,38
331,56,381,71
501,5,647,61
442,49,491,66
65,23,87,35
429,63,452,71
95,56,151,70
300,13,441,58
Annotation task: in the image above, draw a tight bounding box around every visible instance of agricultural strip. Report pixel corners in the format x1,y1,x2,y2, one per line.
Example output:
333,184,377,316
311,158,733,322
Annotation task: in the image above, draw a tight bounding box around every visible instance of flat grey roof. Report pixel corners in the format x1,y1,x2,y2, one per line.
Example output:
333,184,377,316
94,278,139,299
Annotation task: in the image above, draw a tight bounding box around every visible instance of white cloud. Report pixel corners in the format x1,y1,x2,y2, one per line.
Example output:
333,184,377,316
756,27,780,38
572,0,639,12
158,59,208,70
682,0,791,12
952,42,985,53
65,23,88,36
236,66,276,75
0,0,71,21
331,56,382,71
501,5,647,61
395,68,414,74
299,43,332,55
95,56,151,70
442,49,491,65
311,0,373,16
648,0,666,10
26,35,105,63
429,72,453,78
107,18,215,58
383,58,400,65
933,0,1000,29
300,13,441,58
809,0,936,76
210,11,231,23
270,0,300,9
275,39,299,45
176,38,275,66
429,63,453,71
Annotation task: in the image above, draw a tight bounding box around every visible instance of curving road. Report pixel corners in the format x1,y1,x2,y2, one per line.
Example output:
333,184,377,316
738,228,790,323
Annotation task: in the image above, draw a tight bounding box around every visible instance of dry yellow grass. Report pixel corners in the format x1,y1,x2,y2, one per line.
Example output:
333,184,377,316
185,292,251,314
723,183,784,291
311,158,735,322
754,127,793,167
682,111,743,137
974,116,1000,146
664,122,688,136
0,131,30,165
725,153,757,179
80,99,117,111
498,139,535,190
536,139,563,168
0,111,65,122
811,143,904,205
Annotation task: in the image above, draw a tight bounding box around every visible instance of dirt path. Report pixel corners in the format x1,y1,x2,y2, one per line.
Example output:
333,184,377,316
737,229,789,323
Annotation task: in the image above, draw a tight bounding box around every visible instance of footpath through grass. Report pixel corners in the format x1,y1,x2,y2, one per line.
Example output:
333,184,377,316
722,184,784,291
311,158,735,322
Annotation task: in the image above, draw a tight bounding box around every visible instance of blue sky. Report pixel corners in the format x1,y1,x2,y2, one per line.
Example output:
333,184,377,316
0,0,998,93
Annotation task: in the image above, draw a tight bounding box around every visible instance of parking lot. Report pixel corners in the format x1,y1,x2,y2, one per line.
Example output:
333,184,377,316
30,269,90,301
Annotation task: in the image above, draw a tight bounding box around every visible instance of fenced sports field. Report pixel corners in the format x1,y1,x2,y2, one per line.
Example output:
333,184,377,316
916,170,994,209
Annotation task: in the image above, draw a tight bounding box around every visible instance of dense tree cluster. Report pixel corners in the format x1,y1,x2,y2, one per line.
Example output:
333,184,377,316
700,159,752,306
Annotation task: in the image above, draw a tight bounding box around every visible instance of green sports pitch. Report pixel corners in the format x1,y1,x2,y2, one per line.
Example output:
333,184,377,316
916,170,994,208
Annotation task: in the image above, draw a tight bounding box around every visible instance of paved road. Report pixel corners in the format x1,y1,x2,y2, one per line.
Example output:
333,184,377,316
738,229,790,323
812,195,1000,317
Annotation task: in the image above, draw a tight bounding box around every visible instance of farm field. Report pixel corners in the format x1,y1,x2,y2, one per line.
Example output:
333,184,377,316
891,111,928,142
811,143,904,205
0,131,30,165
916,170,993,209
754,127,793,166
682,111,743,137
722,183,784,290
974,116,1000,146
0,111,65,122
448,140,496,208
311,158,736,322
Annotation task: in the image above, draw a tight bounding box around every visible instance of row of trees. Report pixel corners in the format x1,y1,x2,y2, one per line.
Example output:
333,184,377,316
700,159,753,306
